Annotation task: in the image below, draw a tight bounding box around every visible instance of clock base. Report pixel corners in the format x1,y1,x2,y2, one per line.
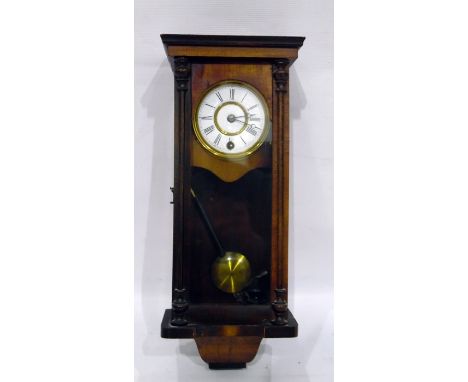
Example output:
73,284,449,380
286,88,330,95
160,307,298,368
195,335,262,367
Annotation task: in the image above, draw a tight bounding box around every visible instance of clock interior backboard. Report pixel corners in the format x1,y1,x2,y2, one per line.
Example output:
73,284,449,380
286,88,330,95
189,63,273,304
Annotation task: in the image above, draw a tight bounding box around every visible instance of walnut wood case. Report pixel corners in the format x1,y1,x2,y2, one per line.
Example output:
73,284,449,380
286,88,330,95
160,34,304,369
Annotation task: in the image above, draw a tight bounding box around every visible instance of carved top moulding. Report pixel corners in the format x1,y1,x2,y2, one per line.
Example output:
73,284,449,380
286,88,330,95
161,34,305,68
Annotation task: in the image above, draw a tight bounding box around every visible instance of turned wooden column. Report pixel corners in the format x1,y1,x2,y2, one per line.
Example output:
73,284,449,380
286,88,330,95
171,56,191,326
271,59,290,325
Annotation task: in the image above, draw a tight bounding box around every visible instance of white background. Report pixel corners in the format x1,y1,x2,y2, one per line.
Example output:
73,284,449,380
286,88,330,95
134,1,333,381
1,1,468,382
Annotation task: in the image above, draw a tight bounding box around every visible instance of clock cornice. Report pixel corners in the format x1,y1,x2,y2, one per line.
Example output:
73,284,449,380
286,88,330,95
161,34,305,67
161,34,305,49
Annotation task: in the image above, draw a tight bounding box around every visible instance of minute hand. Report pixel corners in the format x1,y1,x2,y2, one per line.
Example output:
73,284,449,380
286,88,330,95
234,118,261,129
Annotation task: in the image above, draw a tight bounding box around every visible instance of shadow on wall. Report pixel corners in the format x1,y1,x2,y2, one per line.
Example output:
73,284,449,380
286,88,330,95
286,66,307,312
140,58,174,339
290,66,308,122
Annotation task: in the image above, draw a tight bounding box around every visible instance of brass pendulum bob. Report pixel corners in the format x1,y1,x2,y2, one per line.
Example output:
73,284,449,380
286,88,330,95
191,189,251,294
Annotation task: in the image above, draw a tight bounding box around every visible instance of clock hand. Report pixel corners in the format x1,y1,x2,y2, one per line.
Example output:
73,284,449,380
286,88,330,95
232,114,255,119
233,118,261,129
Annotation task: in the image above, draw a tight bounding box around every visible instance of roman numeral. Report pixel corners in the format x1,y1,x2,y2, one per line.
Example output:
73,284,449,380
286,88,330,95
203,125,214,135
214,133,221,146
229,88,235,100
205,103,215,109
246,125,258,136
200,116,213,120
215,91,223,103
247,104,258,111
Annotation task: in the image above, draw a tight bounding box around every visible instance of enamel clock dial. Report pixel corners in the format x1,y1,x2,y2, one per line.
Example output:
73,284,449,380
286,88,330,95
193,81,270,158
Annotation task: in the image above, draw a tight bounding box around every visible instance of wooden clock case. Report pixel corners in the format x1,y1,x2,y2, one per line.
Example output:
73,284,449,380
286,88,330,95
160,34,305,369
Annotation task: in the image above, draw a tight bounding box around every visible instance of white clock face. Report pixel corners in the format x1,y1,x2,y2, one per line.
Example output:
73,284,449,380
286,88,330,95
193,81,270,158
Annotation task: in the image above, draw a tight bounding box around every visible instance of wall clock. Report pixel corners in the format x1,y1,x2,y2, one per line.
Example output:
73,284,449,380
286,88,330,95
160,34,305,369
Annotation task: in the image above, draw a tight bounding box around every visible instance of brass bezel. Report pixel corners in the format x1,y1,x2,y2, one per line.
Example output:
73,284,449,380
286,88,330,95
193,80,271,160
